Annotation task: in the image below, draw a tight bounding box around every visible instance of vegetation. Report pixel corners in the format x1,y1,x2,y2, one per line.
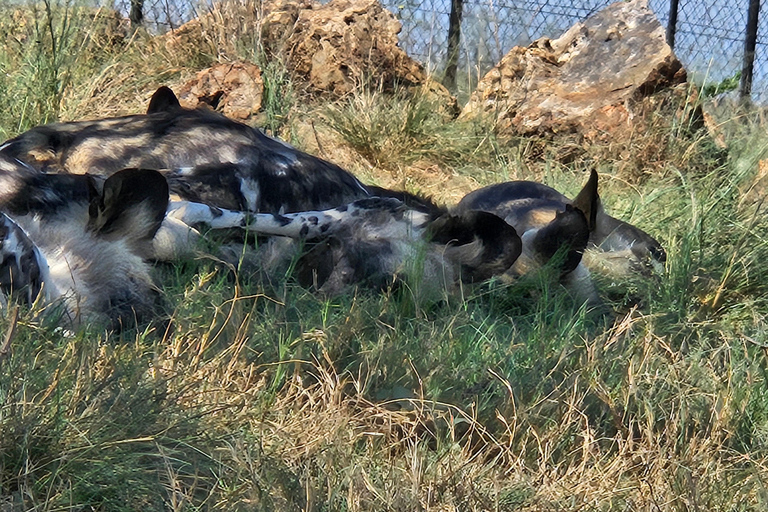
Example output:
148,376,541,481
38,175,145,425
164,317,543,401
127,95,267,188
2,1,768,510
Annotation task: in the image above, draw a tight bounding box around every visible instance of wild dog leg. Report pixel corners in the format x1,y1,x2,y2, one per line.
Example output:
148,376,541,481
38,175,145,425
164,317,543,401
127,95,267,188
166,197,430,239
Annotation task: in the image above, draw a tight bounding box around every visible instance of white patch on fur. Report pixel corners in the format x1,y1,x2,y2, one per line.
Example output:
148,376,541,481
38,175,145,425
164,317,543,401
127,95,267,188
151,217,201,261
166,201,249,229
239,178,260,212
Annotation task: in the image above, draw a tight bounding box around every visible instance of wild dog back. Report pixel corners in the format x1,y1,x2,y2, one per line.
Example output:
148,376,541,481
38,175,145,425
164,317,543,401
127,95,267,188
0,89,369,213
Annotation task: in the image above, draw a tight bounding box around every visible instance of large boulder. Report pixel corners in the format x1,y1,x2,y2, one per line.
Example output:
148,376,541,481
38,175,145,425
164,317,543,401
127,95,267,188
460,0,687,139
177,61,264,120
157,0,318,64
284,0,431,95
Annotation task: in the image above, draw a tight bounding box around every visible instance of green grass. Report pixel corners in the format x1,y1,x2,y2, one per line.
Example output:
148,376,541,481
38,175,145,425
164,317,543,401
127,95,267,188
3,3,768,510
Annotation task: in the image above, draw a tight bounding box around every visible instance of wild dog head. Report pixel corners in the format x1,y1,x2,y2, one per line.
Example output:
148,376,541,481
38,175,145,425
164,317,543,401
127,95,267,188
455,170,665,306
570,170,666,276
0,161,168,329
457,170,665,278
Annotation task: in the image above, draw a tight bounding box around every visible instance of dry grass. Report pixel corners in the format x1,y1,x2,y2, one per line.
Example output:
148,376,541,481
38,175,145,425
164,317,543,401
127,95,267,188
3,2,768,510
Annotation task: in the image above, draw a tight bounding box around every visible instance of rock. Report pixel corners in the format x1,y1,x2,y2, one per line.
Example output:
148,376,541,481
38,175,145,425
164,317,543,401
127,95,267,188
154,0,457,112
460,0,687,138
284,0,432,95
177,62,263,120
158,0,318,63
260,0,319,50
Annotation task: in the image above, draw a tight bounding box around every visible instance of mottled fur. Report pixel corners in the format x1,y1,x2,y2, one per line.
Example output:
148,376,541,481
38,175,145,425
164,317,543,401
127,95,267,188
0,155,167,328
0,88,374,214
179,197,522,297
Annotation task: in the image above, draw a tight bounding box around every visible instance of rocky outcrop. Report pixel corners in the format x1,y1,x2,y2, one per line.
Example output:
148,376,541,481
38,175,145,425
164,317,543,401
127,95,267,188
177,62,263,120
284,0,431,95
156,0,457,113
460,0,687,139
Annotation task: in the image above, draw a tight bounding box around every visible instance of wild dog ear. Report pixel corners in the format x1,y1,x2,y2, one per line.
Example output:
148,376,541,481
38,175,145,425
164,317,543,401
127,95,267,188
147,86,181,114
572,169,599,232
531,204,590,275
429,210,522,283
89,169,169,252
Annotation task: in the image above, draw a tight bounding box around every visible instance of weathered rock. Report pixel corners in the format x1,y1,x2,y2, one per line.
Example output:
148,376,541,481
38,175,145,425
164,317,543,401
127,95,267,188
260,0,319,50
460,0,687,138
155,0,457,112
284,0,431,95
177,62,263,120
158,0,318,62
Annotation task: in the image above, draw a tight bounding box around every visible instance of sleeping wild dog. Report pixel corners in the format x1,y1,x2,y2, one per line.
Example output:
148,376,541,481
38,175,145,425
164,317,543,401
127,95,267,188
0,87,646,301
164,195,523,298
0,86,520,297
0,155,167,328
0,87,377,214
455,170,665,304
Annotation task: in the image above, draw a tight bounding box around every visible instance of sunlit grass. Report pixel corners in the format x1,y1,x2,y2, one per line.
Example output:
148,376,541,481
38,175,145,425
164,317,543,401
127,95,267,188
2,2,768,510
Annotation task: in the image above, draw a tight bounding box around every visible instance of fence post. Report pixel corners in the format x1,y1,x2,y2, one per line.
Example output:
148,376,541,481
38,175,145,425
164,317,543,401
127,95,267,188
741,0,761,99
666,0,679,48
444,0,464,91
129,0,144,29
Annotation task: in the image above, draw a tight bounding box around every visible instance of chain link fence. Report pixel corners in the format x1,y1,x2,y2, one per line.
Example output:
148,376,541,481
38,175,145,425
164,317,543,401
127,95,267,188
121,0,766,101
112,0,196,32
383,0,764,100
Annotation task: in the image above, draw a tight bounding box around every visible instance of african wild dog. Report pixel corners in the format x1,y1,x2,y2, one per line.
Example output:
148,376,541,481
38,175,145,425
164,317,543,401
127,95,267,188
0,86,376,214
164,196,522,297
0,155,167,328
454,170,666,304
0,86,464,285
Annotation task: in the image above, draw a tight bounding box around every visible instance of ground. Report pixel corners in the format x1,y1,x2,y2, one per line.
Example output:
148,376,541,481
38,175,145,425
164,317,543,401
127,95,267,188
1,3,768,511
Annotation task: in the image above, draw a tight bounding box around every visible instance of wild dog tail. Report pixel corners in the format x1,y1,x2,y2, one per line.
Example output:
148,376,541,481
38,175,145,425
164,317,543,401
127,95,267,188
167,196,427,239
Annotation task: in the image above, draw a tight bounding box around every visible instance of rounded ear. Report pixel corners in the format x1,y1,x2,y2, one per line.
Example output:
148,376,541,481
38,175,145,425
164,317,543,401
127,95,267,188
572,169,599,231
531,204,590,275
429,210,522,282
89,168,169,248
147,86,181,114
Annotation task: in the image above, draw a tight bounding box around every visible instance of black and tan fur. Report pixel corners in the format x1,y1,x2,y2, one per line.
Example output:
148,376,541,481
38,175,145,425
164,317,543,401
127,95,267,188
455,170,666,303
165,196,522,297
0,87,373,215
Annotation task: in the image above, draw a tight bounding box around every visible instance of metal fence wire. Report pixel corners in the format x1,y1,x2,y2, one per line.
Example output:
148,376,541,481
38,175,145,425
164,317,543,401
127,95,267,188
124,0,767,101
382,0,764,100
